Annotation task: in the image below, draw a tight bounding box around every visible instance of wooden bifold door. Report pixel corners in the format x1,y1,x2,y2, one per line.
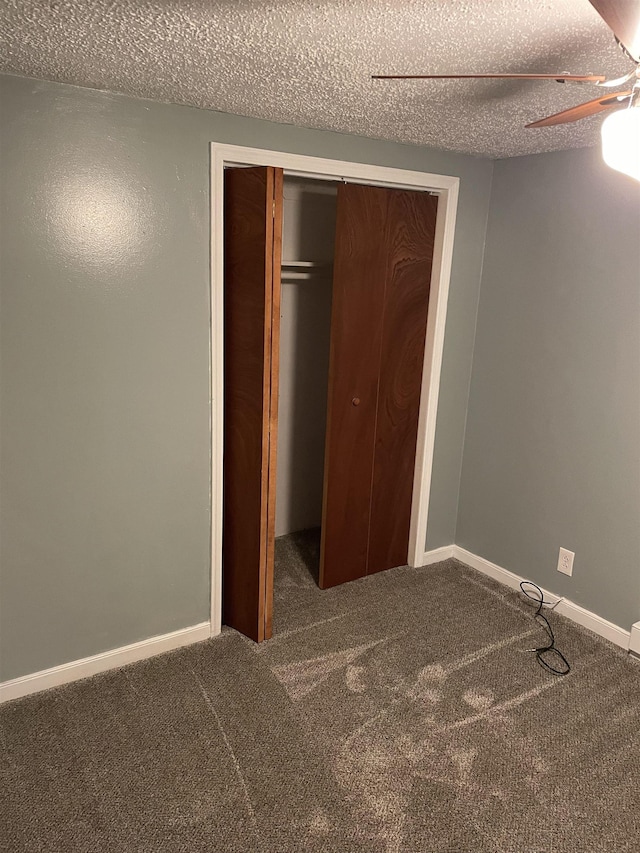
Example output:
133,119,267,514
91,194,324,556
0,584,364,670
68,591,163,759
223,167,437,640
223,166,282,642
319,183,437,588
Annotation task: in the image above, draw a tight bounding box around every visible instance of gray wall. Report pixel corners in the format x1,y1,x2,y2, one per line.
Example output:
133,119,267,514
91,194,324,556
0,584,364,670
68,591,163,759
0,74,492,681
457,146,640,629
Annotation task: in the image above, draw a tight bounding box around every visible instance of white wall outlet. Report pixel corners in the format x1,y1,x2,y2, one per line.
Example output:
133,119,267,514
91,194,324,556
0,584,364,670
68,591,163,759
557,547,574,577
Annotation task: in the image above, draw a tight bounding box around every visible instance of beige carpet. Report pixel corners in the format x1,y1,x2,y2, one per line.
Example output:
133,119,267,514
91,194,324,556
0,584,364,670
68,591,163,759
1,529,639,852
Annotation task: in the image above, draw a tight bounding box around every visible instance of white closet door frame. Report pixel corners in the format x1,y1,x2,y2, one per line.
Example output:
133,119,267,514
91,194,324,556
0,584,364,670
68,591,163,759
209,143,459,635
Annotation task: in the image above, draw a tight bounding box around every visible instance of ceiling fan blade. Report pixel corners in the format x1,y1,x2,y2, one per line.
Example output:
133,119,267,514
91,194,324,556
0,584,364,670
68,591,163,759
371,73,607,81
588,0,640,62
525,90,633,127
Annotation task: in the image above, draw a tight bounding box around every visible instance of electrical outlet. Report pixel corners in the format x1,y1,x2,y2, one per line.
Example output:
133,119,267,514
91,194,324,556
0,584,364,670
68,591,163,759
557,547,574,577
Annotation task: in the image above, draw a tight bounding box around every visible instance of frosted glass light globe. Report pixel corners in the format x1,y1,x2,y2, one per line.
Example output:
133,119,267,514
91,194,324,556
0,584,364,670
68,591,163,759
601,106,640,182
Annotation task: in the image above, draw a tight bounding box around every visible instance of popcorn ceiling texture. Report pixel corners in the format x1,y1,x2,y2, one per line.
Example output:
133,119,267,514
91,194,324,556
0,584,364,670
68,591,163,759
0,0,633,158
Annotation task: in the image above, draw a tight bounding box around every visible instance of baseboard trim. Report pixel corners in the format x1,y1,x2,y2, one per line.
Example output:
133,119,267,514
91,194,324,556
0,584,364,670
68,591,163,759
451,546,631,651
2,551,634,703
0,622,211,705
415,545,455,566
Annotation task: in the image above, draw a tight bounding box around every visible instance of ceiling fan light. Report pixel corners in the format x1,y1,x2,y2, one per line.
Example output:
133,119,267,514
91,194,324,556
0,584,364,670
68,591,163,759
601,106,640,182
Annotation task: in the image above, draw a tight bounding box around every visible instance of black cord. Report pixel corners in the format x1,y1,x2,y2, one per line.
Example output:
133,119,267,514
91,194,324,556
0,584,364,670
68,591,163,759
519,581,571,676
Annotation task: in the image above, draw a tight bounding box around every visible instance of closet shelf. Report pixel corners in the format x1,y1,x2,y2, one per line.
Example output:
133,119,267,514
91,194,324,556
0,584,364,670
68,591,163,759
281,261,331,269
281,260,333,281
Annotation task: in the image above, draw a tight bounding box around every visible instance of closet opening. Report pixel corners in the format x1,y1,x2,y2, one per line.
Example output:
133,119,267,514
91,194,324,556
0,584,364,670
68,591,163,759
215,143,460,645
273,176,338,620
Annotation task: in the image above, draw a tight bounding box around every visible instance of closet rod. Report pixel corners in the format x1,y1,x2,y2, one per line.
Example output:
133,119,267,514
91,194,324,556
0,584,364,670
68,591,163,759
281,272,328,281
282,260,331,268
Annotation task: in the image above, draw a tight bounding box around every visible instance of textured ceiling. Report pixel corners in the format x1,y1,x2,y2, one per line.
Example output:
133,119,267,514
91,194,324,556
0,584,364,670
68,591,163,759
0,0,635,158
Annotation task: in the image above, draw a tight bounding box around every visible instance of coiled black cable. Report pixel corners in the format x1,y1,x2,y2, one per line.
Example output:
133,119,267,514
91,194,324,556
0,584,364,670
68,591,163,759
519,581,571,676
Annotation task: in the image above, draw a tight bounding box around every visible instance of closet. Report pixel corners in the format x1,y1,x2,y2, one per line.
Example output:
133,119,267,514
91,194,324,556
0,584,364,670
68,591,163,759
276,177,336,541
223,166,438,642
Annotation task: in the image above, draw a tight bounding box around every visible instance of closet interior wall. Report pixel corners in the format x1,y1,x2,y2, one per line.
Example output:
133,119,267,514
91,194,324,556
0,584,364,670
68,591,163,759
275,177,337,538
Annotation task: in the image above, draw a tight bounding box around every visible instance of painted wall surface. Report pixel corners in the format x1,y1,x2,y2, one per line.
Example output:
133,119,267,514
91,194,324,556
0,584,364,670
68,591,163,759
457,146,640,630
0,75,492,681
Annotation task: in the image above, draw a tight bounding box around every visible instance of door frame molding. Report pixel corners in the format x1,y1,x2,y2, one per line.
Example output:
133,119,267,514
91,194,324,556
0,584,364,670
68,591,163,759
210,143,460,636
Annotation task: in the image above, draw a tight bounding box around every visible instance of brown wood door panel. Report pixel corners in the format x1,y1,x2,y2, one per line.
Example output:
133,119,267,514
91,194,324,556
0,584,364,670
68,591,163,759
319,184,389,589
223,166,283,641
320,183,438,588
367,190,438,574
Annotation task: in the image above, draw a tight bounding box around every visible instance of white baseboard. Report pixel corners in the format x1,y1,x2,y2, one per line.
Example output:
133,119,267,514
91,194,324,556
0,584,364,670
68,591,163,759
415,544,455,566
452,546,631,650
2,550,635,704
0,622,211,705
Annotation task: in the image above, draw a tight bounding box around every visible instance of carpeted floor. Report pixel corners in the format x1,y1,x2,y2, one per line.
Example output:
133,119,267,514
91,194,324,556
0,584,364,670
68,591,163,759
1,529,639,852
